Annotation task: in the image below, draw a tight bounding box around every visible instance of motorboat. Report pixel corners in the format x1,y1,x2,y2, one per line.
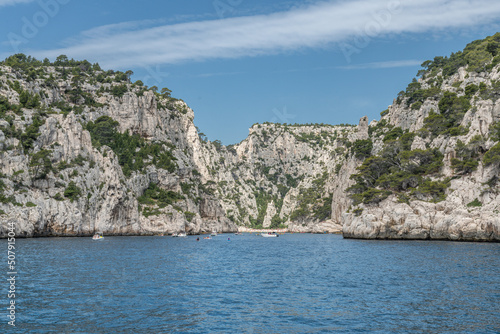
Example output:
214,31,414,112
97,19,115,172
92,232,104,240
261,232,279,238
210,230,217,236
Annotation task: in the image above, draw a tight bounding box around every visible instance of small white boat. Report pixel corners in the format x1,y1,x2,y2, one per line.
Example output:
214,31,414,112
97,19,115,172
177,224,188,237
172,232,178,237
211,230,218,236
261,232,279,238
92,232,104,240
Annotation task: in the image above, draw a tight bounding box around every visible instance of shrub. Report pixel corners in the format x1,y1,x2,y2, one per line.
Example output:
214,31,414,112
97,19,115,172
483,143,500,166
352,139,373,159
423,111,448,136
376,172,421,192
138,183,184,208
64,181,82,202
403,83,441,106
447,126,468,137
53,193,64,201
399,132,416,151
351,188,391,205
29,149,53,180
73,154,86,166
270,214,287,229
423,106,468,137
142,207,162,217
467,198,482,207
451,158,478,174
490,122,500,141
438,91,470,119
465,84,479,98
184,211,196,222
383,127,403,142
111,84,128,98
411,101,422,110
353,208,363,216
86,116,119,147
335,163,342,175
57,160,71,171
21,114,45,152
411,178,450,203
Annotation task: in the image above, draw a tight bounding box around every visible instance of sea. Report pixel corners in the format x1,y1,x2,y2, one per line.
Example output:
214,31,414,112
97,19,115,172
1,233,499,333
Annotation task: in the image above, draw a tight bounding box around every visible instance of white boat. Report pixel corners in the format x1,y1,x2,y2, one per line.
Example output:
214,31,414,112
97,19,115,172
261,232,279,238
92,232,104,240
211,230,217,236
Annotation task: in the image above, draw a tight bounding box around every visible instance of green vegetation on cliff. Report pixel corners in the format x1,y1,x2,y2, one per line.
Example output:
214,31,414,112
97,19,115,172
138,182,184,217
290,172,332,222
85,116,177,176
418,32,500,78
357,34,500,207
348,141,447,204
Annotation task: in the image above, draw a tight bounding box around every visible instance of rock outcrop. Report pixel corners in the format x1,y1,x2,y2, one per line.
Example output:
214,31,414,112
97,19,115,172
342,34,500,241
2,34,500,241
0,57,357,237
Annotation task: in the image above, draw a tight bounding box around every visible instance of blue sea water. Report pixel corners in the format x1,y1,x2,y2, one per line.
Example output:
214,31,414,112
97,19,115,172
1,234,500,333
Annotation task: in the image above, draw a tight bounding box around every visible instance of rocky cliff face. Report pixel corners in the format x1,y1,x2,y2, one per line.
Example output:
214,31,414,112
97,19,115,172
0,56,356,237
342,35,500,241
2,34,500,241
0,60,237,237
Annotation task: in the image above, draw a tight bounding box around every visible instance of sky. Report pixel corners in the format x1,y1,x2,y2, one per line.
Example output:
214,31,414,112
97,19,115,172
1,0,500,144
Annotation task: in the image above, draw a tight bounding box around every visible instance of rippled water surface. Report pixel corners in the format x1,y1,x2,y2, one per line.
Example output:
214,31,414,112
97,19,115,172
2,234,500,333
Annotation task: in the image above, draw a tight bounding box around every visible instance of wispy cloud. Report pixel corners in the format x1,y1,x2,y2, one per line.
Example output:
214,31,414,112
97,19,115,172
0,0,33,6
61,19,168,46
194,71,246,78
338,59,423,70
270,60,424,74
80,20,167,39
22,0,500,69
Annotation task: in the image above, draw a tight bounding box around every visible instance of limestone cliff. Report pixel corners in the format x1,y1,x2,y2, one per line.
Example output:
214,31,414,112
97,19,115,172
1,34,500,241
0,59,236,236
343,34,500,241
0,56,354,237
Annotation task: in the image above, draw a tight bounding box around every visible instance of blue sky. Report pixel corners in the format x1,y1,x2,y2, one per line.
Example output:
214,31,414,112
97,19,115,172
1,0,500,144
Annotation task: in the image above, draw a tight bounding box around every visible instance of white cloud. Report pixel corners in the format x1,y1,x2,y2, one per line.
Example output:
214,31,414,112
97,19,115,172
0,0,33,6
80,20,166,39
26,0,500,69
194,71,246,78
338,60,423,70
